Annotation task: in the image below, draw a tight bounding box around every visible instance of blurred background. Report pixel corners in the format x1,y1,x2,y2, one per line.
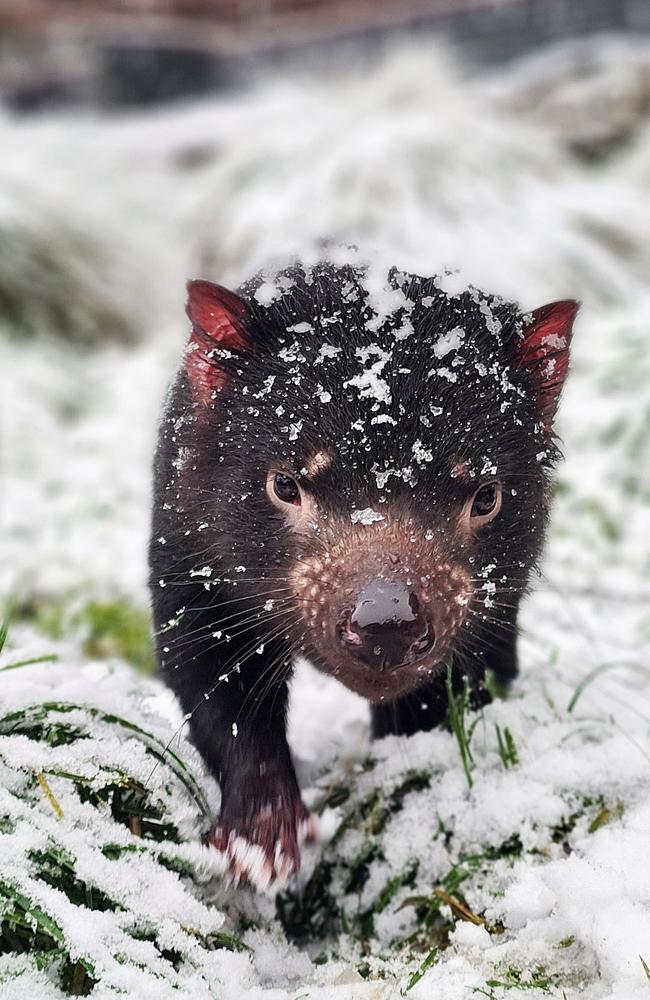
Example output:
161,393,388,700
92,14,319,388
1,1,649,718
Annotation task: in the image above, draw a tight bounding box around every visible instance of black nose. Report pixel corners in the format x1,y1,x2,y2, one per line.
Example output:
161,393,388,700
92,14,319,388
338,582,434,671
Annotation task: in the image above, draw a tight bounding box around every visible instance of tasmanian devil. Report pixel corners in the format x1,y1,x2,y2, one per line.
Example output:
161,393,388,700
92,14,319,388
149,255,577,888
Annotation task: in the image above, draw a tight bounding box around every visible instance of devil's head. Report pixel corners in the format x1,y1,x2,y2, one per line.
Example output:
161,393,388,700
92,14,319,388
167,258,577,701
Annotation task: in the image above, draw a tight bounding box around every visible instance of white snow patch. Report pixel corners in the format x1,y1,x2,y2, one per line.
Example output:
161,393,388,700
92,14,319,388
351,507,385,526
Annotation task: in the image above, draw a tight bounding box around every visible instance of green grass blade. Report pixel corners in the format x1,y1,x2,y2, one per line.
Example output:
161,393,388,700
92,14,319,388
0,619,8,656
0,653,57,673
445,665,474,789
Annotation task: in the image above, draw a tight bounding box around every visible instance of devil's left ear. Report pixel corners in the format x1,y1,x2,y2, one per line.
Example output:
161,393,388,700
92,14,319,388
184,279,252,402
518,300,579,430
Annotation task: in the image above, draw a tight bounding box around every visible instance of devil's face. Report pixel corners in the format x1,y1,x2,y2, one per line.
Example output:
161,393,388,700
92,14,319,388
171,260,576,701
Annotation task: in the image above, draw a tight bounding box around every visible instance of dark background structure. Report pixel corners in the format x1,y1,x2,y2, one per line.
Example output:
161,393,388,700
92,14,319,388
2,0,650,109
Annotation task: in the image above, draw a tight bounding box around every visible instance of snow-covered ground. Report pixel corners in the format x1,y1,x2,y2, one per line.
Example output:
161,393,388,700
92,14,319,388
1,35,650,999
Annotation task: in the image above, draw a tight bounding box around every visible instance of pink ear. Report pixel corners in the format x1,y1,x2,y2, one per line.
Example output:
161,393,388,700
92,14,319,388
518,300,579,429
185,280,251,402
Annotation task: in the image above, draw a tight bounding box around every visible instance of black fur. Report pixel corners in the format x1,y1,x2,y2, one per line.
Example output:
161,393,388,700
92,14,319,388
149,258,566,881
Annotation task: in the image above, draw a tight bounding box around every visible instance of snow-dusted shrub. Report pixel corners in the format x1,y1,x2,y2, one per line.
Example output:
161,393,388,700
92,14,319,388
0,112,174,346
0,172,137,345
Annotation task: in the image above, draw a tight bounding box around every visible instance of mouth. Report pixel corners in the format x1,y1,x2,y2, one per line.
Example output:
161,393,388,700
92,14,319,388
305,630,449,702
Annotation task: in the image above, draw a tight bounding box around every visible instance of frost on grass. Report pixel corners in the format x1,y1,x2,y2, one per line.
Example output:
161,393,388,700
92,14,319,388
282,667,650,999
2,626,650,999
0,645,251,999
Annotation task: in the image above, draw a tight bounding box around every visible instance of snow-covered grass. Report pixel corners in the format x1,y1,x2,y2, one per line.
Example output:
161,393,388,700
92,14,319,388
2,610,649,998
1,34,650,1000
0,631,252,999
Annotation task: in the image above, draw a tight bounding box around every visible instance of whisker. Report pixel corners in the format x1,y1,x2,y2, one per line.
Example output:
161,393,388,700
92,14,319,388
162,597,295,650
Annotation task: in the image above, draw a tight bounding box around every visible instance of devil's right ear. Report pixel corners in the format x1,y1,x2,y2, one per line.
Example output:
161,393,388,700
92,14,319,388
184,279,252,402
516,299,579,432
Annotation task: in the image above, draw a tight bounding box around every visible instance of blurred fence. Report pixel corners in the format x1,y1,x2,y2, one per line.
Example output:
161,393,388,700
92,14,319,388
1,0,650,108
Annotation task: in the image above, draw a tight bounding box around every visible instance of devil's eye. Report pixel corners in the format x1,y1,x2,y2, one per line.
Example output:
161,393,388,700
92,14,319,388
273,473,301,505
471,482,501,519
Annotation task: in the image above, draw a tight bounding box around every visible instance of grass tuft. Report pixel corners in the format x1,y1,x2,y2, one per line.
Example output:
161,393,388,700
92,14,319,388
445,664,475,789
0,623,251,996
495,725,519,770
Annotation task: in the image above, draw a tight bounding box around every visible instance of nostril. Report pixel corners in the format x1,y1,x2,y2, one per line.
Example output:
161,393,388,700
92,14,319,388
337,613,363,650
410,628,434,659
336,605,368,648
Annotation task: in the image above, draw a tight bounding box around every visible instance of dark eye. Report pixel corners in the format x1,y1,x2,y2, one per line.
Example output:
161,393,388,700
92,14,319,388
273,473,301,505
471,482,501,520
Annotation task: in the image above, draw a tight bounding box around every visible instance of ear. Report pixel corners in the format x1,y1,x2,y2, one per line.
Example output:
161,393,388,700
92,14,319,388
185,279,252,403
518,300,579,430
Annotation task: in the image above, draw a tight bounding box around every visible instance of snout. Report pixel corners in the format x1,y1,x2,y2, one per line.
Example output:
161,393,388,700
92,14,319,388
291,519,473,700
337,581,434,672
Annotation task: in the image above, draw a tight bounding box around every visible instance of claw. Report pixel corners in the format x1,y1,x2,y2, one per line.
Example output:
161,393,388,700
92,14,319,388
208,802,318,890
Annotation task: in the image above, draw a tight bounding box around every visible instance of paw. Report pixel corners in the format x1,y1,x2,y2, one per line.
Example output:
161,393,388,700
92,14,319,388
209,800,317,891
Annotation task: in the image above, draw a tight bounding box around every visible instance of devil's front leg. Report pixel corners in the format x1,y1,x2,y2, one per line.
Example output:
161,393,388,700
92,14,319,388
187,668,313,888
156,599,312,888
194,674,313,889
